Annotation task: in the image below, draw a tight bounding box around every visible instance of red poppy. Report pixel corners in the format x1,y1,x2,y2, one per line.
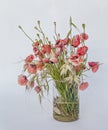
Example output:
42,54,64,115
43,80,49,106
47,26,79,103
77,46,88,56
79,82,88,91
80,33,88,40
18,74,28,86
60,38,70,45
88,62,99,72
50,57,58,63
25,54,34,63
72,35,81,47
42,58,49,63
55,48,61,56
69,54,83,65
54,39,65,51
33,47,40,55
42,44,51,53
27,64,37,74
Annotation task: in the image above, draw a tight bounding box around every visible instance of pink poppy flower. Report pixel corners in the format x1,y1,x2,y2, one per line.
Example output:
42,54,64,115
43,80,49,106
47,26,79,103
54,40,65,51
69,54,83,65
55,48,61,56
33,47,40,55
79,82,89,91
72,35,81,47
88,62,99,72
18,74,28,86
27,64,37,74
25,54,34,63
77,46,88,56
60,38,70,45
42,44,51,54
42,58,49,63
50,57,58,63
80,33,88,40
34,86,41,93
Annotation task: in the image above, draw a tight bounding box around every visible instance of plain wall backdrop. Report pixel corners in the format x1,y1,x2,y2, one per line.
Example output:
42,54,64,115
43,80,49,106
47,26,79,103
0,0,108,130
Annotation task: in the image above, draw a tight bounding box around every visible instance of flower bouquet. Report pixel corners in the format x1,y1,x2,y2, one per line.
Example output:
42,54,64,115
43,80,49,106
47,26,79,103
18,17,100,122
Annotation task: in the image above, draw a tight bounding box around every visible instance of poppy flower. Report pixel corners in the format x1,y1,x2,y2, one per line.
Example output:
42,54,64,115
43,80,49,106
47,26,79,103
18,74,28,86
60,38,70,45
27,64,37,74
50,57,58,63
88,62,99,72
55,48,61,56
54,40,65,51
42,44,51,53
33,47,40,55
77,46,88,56
80,33,88,40
79,82,88,91
72,35,81,47
42,58,49,63
25,54,34,63
69,54,83,66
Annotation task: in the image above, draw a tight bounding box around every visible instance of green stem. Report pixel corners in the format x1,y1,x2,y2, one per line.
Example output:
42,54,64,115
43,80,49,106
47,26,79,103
18,26,34,43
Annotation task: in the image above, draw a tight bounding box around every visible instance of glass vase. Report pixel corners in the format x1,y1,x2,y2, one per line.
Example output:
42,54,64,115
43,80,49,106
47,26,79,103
53,83,79,122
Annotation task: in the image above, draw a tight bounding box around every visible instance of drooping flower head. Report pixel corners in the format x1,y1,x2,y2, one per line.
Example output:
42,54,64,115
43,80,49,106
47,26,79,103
18,74,28,86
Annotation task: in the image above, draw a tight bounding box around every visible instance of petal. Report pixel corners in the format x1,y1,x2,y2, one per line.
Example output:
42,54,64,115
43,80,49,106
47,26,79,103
79,82,89,91
92,65,99,72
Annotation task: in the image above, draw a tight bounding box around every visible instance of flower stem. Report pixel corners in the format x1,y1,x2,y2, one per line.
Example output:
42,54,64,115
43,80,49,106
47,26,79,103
18,25,34,43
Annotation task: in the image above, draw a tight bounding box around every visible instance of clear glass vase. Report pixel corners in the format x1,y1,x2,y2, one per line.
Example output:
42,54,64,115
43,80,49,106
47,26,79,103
53,83,79,122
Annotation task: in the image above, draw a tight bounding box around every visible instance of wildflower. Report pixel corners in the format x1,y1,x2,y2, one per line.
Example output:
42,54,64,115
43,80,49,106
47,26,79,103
88,62,99,72
18,74,28,86
27,64,37,74
79,82,88,90
50,57,58,63
25,54,34,63
42,44,51,54
77,46,88,56
69,54,83,66
80,33,88,40
42,58,49,63
72,35,80,47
